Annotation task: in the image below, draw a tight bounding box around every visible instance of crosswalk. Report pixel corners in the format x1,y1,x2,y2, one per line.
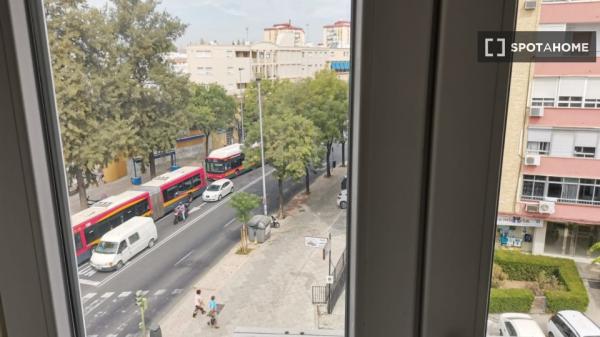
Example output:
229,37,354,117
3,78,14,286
79,263,97,277
82,288,185,305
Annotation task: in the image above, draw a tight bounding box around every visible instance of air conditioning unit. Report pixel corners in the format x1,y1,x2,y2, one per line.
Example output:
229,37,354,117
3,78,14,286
524,0,536,10
539,201,556,214
525,203,540,213
530,106,544,117
524,154,541,166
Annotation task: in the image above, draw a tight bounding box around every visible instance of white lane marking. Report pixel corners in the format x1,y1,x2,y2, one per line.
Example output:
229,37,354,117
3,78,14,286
171,288,183,295
106,334,118,337
101,292,114,299
78,264,97,277
154,289,166,296
79,279,100,287
140,290,149,296
81,292,96,302
118,291,131,298
96,169,275,288
189,203,206,214
224,218,236,228
174,250,193,267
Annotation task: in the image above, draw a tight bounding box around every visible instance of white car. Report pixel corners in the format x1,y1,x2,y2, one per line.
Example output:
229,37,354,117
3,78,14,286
202,179,234,202
498,313,545,337
337,189,348,209
548,310,600,337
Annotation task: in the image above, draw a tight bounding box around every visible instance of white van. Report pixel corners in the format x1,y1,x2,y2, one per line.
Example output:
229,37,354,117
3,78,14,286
90,216,157,271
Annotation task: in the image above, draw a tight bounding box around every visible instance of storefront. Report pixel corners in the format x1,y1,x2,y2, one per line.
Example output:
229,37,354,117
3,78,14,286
496,215,543,253
543,222,600,258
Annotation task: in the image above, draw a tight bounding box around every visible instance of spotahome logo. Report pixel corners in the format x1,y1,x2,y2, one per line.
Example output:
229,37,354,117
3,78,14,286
478,31,596,62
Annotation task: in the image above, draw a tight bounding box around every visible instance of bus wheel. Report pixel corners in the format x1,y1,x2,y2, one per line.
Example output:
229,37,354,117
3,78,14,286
116,261,124,270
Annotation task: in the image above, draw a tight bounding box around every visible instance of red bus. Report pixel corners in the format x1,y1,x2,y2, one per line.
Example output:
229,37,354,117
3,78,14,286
205,143,255,180
71,190,152,264
136,166,207,217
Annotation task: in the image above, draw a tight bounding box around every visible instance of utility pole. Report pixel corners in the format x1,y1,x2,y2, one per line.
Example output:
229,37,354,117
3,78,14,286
256,78,268,215
239,67,245,143
135,290,148,336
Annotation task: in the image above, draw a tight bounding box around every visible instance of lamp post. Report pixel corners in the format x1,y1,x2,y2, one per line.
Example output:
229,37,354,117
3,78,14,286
256,77,268,216
238,67,245,143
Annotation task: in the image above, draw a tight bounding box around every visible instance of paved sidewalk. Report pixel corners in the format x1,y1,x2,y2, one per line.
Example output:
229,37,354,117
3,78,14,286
158,167,348,337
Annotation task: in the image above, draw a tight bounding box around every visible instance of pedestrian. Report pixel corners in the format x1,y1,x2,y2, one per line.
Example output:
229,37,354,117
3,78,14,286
207,295,219,328
192,289,205,318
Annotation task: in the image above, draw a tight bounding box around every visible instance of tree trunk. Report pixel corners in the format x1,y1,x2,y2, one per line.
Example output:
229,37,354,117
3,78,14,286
204,130,211,161
305,166,310,194
341,141,346,167
75,167,88,210
325,141,332,177
148,152,156,178
278,178,285,218
240,223,248,253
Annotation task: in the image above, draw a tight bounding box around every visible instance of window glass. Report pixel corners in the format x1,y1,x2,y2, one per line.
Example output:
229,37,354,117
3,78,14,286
118,240,128,254
128,233,140,244
505,322,517,336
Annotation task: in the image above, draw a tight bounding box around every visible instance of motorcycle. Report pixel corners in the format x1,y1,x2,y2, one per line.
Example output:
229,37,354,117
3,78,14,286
173,202,189,225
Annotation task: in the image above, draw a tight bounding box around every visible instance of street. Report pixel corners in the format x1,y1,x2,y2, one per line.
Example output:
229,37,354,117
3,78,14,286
77,151,344,337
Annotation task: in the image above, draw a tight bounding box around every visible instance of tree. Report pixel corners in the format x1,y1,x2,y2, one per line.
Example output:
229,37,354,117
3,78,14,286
589,243,600,263
109,0,190,178
46,0,133,209
187,83,236,159
245,112,320,217
230,192,261,254
304,70,349,177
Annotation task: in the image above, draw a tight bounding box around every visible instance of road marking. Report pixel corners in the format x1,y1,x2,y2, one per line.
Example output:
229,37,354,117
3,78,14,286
81,292,96,302
106,334,118,337
140,290,149,296
174,250,194,267
101,292,114,298
189,203,206,214
154,289,166,296
96,169,275,288
79,279,100,287
118,291,131,298
224,218,236,228
172,288,183,295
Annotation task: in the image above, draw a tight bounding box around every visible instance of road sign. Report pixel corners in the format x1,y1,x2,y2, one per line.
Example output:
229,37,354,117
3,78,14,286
305,236,328,248
326,275,334,284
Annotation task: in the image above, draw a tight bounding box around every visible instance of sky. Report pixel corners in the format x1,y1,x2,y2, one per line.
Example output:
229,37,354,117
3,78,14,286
88,0,351,49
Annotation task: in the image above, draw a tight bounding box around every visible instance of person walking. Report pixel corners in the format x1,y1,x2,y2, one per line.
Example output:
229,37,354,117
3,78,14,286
207,295,219,328
192,289,205,318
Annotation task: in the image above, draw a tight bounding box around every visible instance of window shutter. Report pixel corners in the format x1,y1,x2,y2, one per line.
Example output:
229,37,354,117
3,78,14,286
532,77,558,98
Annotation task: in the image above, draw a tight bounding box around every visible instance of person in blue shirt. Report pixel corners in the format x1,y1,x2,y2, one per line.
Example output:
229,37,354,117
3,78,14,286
207,295,219,328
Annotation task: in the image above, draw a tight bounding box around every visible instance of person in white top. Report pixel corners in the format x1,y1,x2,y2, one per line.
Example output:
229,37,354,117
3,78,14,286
192,289,205,318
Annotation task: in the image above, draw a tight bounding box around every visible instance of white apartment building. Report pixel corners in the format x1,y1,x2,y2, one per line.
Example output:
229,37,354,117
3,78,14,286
263,21,305,47
185,42,350,94
323,21,351,49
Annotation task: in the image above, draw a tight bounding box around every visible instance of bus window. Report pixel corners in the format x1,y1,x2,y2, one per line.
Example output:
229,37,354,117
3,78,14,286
85,214,121,244
163,185,179,202
74,232,83,251
192,175,201,187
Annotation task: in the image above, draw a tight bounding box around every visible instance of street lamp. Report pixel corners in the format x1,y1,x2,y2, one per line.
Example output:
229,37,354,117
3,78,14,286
256,77,268,216
238,68,245,143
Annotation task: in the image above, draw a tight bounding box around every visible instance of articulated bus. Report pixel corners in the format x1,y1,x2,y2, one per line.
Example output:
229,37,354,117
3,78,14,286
136,166,207,218
205,143,255,180
72,190,152,264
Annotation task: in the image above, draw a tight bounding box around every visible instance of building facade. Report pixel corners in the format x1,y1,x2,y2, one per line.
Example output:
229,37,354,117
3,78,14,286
497,0,600,260
185,42,350,94
323,20,351,48
263,21,305,47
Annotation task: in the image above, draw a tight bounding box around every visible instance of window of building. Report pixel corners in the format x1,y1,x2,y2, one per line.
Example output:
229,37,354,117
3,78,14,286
557,96,583,107
531,97,555,107
522,175,547,200
527,141,550,155
522,175,600,205
574,146,596,158
195,50,212,58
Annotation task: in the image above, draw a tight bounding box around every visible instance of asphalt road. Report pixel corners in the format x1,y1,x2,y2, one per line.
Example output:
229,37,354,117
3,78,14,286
78,147,346,337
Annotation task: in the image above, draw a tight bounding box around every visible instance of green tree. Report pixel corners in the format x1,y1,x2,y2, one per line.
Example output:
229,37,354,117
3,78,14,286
187,83,237,159
109,0,189,177
304,70,349,177
46,0,133,209
588,242,600,263
230,192,261,254
245,112,320,217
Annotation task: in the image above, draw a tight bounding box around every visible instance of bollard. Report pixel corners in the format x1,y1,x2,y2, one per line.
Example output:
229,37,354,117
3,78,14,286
149,324,162,337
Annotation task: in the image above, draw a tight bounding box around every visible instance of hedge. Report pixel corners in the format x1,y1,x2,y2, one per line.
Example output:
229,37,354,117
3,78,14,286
494,250,588,312
489,288,535,313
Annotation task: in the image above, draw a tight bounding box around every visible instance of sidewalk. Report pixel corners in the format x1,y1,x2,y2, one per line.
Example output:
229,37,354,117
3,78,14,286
158,167,348,337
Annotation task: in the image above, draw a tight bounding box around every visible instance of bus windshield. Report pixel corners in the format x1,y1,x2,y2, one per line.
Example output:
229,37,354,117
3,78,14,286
94,241,119,254
206,159,226,173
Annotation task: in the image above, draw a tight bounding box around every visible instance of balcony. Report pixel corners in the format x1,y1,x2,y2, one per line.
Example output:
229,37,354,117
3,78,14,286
523,156,600,179
516,201,600,225
541,1,600,24
529,107,600,128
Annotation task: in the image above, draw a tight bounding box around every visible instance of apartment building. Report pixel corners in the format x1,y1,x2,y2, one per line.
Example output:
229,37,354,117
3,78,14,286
323,20,351,48
263,21,306,47
185,42,350,94
497,0,600,260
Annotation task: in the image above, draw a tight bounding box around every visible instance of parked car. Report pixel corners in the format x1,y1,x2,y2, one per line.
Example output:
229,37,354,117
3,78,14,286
202,178,234,202
90,216,158,271
337,189,348,209
548,310,600,337
498,313,545,337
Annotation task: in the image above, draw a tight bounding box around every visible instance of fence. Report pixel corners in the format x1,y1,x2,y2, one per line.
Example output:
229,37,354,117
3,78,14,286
312,285,329,305
327,248,347,314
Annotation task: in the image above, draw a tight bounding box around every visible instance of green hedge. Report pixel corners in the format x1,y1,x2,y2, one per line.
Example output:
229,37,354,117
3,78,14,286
494,250,588,312
489,288,535,313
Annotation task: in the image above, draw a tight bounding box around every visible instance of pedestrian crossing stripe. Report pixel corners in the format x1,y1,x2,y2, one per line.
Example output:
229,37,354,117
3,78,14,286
81,293,96,302
153,289,166,296
139,290,149,296
118,291,131,298
101,292,114,298
171,288,183,295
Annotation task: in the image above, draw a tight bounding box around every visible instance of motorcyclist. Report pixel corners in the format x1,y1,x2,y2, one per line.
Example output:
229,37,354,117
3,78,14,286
174,202,187,224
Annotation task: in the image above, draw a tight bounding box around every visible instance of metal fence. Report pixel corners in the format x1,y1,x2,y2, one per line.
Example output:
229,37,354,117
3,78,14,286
312,285,329,304
327,248,347,314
